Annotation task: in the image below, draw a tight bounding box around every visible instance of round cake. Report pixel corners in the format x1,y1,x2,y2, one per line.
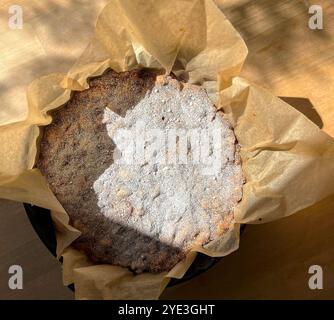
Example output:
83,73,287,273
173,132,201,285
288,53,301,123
37,69,243,273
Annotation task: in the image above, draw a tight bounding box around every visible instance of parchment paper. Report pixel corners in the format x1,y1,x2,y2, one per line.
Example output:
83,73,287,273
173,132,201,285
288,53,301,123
1,0,334,299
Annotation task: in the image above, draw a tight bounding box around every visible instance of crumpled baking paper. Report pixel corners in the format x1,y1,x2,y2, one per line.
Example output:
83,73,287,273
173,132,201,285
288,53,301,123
1,0,334,299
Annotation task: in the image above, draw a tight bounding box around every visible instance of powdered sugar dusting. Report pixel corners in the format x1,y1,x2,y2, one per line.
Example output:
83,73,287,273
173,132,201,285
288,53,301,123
93,76,243,251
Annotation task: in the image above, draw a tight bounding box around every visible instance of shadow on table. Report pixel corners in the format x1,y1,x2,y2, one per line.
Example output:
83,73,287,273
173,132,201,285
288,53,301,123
279,96,323,129
216,0,332,85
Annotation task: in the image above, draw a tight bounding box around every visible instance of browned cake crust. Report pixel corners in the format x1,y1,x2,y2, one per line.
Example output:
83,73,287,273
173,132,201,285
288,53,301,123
37,69,243,273
37,69,185,273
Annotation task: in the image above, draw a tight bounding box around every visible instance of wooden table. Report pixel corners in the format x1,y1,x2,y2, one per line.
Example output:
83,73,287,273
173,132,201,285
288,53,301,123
0,0,333,299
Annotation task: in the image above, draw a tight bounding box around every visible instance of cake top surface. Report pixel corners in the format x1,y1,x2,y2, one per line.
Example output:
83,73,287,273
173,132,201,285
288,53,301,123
95,75,242,248
37,69,243,273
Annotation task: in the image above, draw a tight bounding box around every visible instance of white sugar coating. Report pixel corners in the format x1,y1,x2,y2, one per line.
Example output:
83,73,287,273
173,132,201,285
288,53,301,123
93,76,243,251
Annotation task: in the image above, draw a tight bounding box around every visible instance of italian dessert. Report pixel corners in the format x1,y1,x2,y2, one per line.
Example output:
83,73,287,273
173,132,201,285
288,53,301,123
37,68,243,273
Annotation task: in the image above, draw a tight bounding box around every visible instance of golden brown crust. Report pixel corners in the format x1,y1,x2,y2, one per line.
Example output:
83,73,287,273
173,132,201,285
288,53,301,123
37,69,184,273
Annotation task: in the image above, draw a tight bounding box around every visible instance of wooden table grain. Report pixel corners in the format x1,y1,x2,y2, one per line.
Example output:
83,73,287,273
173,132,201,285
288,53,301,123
0,0,333,299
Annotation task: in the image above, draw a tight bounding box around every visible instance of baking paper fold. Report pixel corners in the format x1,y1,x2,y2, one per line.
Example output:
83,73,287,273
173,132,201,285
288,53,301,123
1,0,334,299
